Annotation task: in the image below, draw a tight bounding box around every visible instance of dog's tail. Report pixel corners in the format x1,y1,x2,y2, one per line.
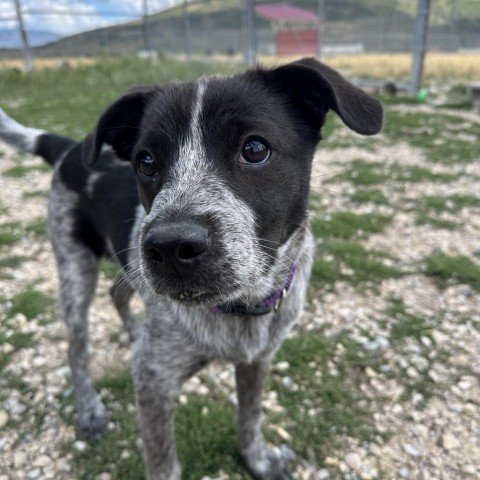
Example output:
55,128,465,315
0,107,76,166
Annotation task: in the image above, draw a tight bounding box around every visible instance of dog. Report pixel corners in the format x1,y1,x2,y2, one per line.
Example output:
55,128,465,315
0,58,383,479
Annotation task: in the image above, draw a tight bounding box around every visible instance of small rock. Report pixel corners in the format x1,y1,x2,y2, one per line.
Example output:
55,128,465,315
96,473,112,480
344,452,361,471
428,369,442,383
324,456,339,466
32,356,47,367
270,425,291,442
178,394,188,405
26,469,41,480
420,336,432,348
403,443,421,457
274,361,290,372
406,367,419,379
55,458,71,472
399,467,410,479
413,424,428,439
369,443,382,457
461,464,477,476
120,450,130,460
449,354,469,367
0,410,9,429
317,468,330,479
281,376,294,389
73,440,88,452
458,378,474,391
441,433,460,450
432,330,448,344
33,454,52,467
14,451,27,468
197,385,209,395
2,343,14,354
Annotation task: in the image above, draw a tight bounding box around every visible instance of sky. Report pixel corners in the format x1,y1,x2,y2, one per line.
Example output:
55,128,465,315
0,0,182,47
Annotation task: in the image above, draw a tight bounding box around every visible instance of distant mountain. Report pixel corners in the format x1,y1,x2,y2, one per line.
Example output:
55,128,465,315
0,28,62,48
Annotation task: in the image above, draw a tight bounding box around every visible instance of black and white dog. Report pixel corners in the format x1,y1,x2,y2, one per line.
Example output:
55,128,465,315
0,58,382,479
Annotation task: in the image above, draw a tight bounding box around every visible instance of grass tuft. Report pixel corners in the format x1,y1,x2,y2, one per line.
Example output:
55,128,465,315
424,252,480,292
311,241,402,290
311,212,391,240
0,221,22,247
7,286,54,320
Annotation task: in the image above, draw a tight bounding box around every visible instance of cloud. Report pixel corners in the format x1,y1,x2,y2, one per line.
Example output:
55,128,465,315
0,0,181,47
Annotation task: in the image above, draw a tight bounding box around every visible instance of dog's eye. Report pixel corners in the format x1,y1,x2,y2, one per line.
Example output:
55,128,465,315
240,138,270,165
137,152,158,177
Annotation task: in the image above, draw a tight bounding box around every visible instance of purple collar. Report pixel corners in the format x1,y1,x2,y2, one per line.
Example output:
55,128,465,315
212,262,298,316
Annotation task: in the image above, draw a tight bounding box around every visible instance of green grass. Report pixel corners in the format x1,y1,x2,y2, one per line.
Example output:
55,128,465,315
6,286,54,320
326,160,456,187
0,308,37,370
0,58,234,138
409,194,480,230
0,255,28,269
350,188,390,205
414,214,458,230
65,369,244,480
23,190,49,199
383,111,480,164
100,259,120,281
424,252,480,291
272,330,383,465
2,163,50,178
311,241,402,290
25,217,48,238
0,221,22,247
311,212,392,240
417,194,480,213
0,254,29,279
326,160,388,186
386,298,433,342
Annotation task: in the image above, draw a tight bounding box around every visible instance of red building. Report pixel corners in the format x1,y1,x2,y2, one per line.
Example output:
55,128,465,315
255,3,319,56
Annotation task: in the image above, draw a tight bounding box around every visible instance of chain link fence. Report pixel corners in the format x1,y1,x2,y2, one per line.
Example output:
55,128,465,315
1,0,479,82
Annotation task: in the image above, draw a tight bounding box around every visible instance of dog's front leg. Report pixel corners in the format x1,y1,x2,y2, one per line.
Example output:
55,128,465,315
133,357,181,479
236,358,293,480
132,325,206,480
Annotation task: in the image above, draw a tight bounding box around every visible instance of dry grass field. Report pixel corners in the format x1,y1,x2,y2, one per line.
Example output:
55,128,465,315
1,52,479,83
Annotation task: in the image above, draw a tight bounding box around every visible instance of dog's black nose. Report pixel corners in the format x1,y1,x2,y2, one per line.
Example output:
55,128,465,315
143,222,209,277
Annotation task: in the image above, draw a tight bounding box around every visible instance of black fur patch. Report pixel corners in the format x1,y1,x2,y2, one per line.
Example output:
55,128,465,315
60,146,140,266
36,133,76,166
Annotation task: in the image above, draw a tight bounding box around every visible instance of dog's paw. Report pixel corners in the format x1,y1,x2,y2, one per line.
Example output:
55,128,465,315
77,399,108,441
243,444,294,480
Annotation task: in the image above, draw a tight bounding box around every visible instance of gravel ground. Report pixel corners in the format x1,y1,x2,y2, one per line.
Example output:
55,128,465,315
0,103,479,479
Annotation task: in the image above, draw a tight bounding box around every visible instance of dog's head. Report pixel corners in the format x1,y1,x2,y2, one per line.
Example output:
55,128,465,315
84,58,383,306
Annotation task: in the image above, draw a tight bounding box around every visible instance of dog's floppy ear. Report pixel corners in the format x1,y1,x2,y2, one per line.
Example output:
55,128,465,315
83,85,160,166
266,58,383,135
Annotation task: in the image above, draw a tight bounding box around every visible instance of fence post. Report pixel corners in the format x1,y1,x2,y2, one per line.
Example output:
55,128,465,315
245,0,256,66
316,0,325,57
410,0,431,95
142,0,153,55
13,0,33,71
183,0,192,60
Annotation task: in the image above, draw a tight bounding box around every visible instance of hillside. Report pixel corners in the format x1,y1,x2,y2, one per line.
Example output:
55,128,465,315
2,0,479,59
